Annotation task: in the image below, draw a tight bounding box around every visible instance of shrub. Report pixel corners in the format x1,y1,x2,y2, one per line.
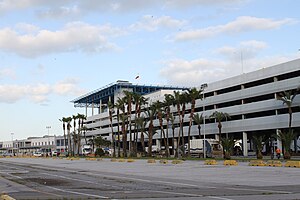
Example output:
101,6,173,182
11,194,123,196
95,148,105,157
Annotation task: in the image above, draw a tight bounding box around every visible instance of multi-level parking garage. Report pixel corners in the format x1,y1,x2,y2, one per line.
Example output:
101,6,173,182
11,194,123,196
72,59,300,156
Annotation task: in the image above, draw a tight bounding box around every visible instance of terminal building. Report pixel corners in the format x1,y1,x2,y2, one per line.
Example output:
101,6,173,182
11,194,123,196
1,59,299,157
72,59,300,156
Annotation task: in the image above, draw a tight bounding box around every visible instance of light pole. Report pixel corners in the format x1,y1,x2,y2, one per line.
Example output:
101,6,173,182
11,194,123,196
46,126,51,153
11,132,14,154
201,83,208,158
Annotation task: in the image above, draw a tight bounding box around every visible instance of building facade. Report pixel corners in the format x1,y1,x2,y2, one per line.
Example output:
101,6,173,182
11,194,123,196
0,135,67,155
75,59,300,156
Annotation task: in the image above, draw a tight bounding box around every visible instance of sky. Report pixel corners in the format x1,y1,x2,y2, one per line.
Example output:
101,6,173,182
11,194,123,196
0,0,300,141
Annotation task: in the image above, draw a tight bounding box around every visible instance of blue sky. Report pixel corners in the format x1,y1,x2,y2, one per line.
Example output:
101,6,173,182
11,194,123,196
0,0,299,141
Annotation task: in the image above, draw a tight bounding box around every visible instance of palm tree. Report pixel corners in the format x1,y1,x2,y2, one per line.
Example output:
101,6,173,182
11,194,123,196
145,104,157,156
169,113,176,156
153,100,169,157
172,91,182,155
220,137,235,160
108,101,116,157
65,117,73,156
136,116,147,154
278,90,299,153
164,94,174,156
120,113,128,157
132,93,148,156
210,111,230,142
59,117,68,154
72,115,78,156
278,90,298,132
275,130,296,159
179,91,189,156
193,113,204,140
115,97,126,157
76,113,86,155
186,88,202,157
252,135,267,159
123,91,134,156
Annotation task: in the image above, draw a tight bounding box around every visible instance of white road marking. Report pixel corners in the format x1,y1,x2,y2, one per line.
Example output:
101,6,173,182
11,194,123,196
45,185,112,199
1,172,23,179
224,187,292,194
150,189,204,197
83,171,216,189
41,172,119,188
208,196,234,200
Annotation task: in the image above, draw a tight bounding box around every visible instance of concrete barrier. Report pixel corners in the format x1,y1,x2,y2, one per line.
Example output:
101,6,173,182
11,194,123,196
159,160,168,164
147,159,156,163
267,160,282,167
85,158,96,161
1,193,15,200
224,160,238,166
171,160,183,164
285,161,300,168
205,160,218,165
249,160,266,166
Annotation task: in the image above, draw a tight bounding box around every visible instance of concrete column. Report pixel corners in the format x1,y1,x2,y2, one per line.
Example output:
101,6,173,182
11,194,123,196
276,129,282,151
242,132,248,156
85,103,88,117
99,99,102,114
156,139,161,150
92,102,94,116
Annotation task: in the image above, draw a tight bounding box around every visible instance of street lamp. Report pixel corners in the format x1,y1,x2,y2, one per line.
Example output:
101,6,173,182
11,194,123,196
46,126,51,153
201,83,208,158
11,132,14,154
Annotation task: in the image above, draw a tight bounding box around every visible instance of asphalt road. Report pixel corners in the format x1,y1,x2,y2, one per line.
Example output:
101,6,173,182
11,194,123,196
0,157,299,200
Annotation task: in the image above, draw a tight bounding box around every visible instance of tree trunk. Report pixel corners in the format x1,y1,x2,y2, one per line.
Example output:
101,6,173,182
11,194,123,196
187,120,192,157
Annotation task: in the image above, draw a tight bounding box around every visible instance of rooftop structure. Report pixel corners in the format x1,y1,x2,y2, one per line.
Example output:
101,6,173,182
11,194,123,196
71,80,188,108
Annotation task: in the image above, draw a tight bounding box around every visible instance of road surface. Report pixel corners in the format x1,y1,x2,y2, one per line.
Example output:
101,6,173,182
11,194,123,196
0,158,299,199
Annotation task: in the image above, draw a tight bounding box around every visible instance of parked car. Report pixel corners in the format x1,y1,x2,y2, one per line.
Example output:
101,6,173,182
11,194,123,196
33,152,43,157
52,151,60,156
2,152,13,157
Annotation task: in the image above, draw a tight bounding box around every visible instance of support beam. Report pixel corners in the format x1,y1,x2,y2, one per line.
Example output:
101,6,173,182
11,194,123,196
85,103,88,117
99,99,102,114
92,102,94,116
242,132,248,157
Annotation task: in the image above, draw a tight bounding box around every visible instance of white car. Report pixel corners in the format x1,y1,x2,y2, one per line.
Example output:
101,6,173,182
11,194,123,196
33,152,43,157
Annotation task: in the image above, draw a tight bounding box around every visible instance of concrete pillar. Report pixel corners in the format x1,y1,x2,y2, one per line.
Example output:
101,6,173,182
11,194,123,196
156,139,161,150
242,132,248,156
99,99,102,114
276,129,282,151
85,103,88,117
92,102,94,116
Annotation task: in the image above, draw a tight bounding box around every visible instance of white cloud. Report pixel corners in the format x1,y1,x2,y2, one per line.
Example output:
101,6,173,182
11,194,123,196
174,16,296,41
0,0,245,17
0,68,16,79
53,78,86,96
160,58,228,87
0,22,123,57
130,15,186,32
160,41,297,86
0,78,86,104
216,40,268,60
